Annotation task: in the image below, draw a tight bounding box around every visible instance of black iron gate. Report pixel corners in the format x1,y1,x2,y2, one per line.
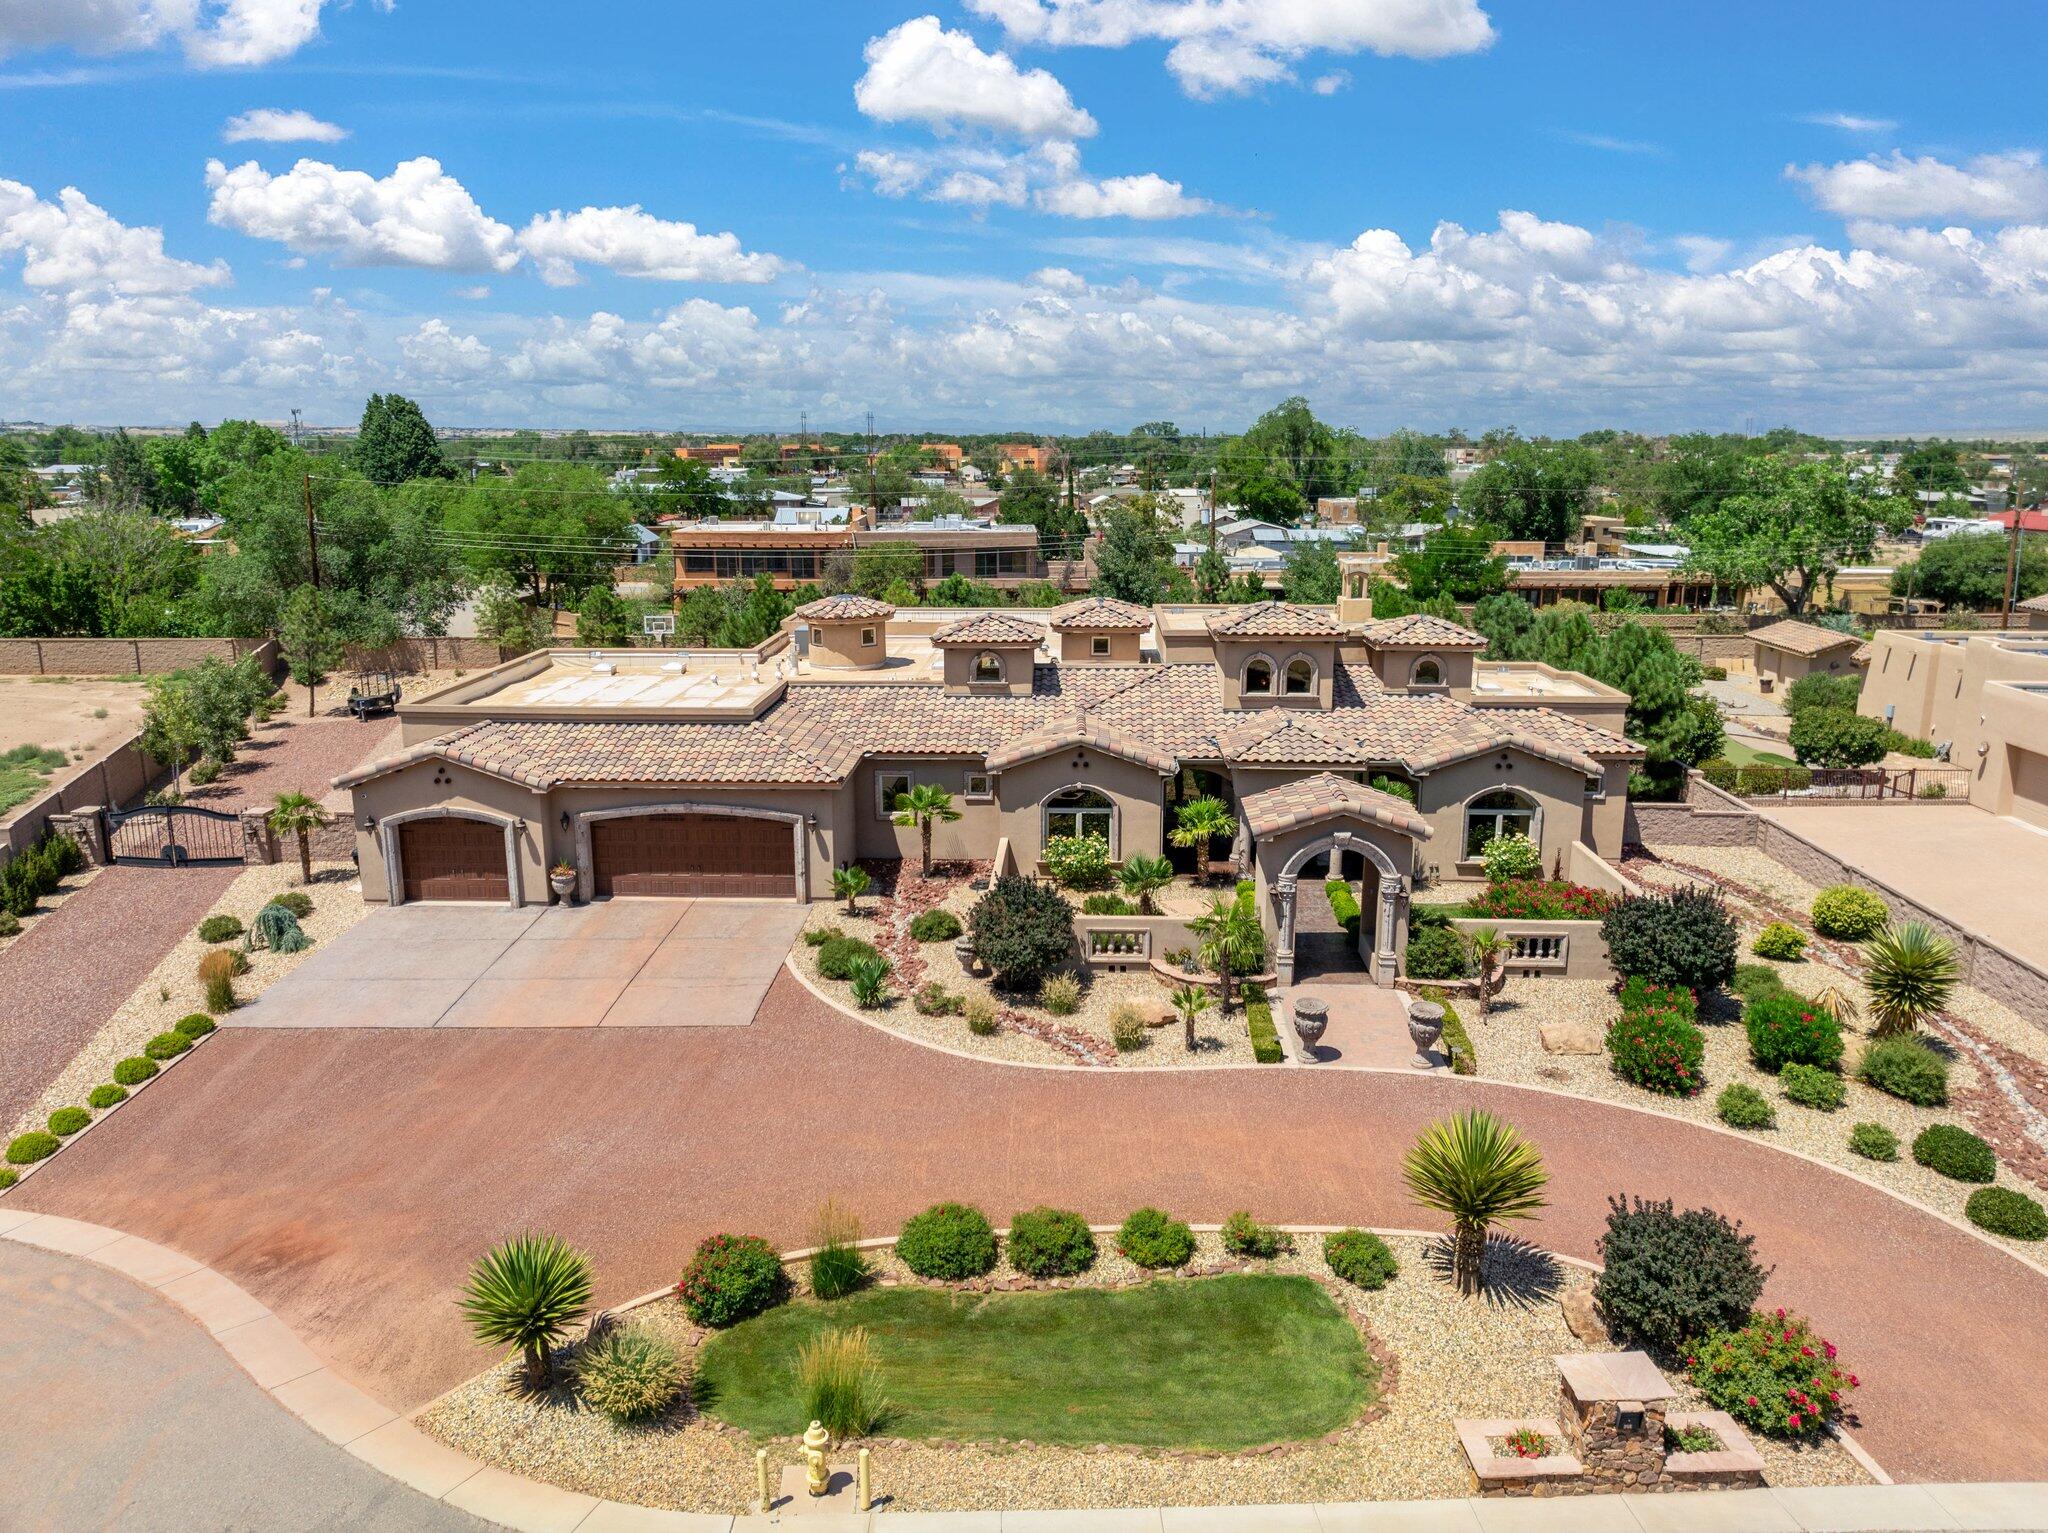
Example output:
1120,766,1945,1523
106,805,245,866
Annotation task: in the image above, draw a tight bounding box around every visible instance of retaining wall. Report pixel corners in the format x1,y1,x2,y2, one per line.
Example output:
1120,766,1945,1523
342,637,507,674
3,732,167,861
0,636,277,676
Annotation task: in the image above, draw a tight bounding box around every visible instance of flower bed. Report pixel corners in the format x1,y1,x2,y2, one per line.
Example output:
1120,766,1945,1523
1466,879,1617,922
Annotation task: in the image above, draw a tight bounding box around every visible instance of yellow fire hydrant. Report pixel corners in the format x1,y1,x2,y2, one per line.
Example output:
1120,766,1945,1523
802,1420,831,1497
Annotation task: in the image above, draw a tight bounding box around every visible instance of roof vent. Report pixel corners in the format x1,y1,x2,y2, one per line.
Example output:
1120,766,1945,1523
593,661,616,675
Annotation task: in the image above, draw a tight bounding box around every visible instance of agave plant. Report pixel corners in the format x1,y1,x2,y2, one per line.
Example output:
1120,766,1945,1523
459,1232,594,1389
1862,921,1959,1036
1401,1110,1548,1295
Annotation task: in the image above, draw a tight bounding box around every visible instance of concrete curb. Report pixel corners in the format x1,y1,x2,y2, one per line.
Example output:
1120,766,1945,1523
8,1213,2022,1533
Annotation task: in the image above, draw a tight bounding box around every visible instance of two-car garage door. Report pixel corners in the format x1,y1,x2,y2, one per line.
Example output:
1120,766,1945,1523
592,813,797,899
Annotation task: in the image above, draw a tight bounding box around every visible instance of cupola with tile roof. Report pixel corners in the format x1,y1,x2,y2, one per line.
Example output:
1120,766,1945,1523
1205,601,1347,711
793,593,895,672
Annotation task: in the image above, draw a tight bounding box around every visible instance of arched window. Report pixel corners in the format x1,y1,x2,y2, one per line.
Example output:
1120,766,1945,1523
1411,656,1444,688
972,651,1004,681
1242,656,1275,695
1463,788,1538,859
1044,786,1114,847
1283,656,1315,695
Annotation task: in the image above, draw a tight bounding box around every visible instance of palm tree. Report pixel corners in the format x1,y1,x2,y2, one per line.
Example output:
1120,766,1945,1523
891,784,961,879
1117,854,1174,914
832,864,872,916
1170,983,1211,1052
1464,927,1509,1023
266,791,330,886
1863,921,1959,1036
1401,1110,1548,1296
458,1232,594,1389
1169,797,1235,885
1186,892,1263,1015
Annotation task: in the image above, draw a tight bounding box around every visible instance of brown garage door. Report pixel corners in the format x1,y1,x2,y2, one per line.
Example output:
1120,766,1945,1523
399,817,508,902
592,813,796,898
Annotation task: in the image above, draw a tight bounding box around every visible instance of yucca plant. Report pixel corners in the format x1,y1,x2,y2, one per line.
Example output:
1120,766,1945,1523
1116,854,1174,914
266,791,330,886
832,864,872,916
459,1232,594,1389
1863,922,1959,1036
891,784,961,878
1401,1110,1549,1295
1168,797,1235,885
1809,979,1861,1030
797,1325,888,1439
1170,982,1211,1052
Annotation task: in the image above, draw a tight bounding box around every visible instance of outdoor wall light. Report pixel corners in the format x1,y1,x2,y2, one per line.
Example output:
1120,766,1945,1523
559,810,572,830
360,814,375,831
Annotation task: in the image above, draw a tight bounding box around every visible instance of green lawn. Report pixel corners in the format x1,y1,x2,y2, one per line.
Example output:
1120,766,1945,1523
1720,738,1798,768
693,1274,1377,1450
0,745,68,814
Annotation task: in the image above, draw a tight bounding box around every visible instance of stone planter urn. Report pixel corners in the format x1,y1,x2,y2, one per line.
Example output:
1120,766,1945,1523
953,933,979,975
549,866,577,904
1406,1000,1445,1069
1291,996,1329,1058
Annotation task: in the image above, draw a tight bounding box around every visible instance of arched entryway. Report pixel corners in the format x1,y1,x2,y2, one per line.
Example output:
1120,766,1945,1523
1287,844,1382,983
1271,830,1406,986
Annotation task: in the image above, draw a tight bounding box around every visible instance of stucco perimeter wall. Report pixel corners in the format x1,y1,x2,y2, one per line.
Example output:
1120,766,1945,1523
1624,773,1762,849
0,636,278,676
851,757,999,864
3,731,169,862
995,750,1167,867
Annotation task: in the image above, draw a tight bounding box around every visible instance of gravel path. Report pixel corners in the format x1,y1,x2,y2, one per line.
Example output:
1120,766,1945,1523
416,1232,1863,1514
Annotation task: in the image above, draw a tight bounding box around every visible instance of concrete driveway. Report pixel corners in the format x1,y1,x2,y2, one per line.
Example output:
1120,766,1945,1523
234,899,806,1029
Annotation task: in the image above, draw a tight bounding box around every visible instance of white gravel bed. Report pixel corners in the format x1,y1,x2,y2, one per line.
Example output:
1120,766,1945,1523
419,1230,1861,1514
9,861,364,1136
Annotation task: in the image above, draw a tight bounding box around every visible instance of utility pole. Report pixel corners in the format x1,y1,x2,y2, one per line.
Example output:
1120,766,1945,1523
302,471,321,589
2001,512,2023,628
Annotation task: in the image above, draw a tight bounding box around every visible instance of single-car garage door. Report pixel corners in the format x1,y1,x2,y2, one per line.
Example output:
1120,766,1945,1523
592,813,796,898
399,817,509,903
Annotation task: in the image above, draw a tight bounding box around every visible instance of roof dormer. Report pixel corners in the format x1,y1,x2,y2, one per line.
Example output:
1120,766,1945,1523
1206,602,1347,710
930,612,1043,696
794,593,894,671
1047,596,1149,664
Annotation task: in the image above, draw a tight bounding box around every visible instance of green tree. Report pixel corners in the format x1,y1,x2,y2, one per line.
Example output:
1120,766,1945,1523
833,864,872,915
1655,434,1759,524
574,585,635,644
1683,459,1906,616
354,393,448,484
1896,441,1968,495
89,429,159,513
138,671,203,795
1116,854,1174,914
266,790,330,886
647,455,725,520
1237,396,1341,503
278,583,345,717
1470,593,1537,658
1169,796,1235,884
891,783,962,878
849,543,924,600
1891,531,2045,612
445,463,630,602
1463,440,1599,545
998,466,1085,555
475,583,551,654
1170,983,1212,1052
1394,524,1508,600
1280,537,1344,604
1186,892,1263,1016
43,509,196,634
1192,544,1231,601
1092,498,1174,604
1401,1110,1548,1295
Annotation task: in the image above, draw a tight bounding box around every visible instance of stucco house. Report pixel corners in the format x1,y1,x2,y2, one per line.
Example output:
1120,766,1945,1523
337,596,1641,985
1750,619,1864,688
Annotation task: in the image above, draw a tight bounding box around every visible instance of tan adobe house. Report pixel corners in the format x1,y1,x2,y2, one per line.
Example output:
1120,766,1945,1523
1859,626,2048,829
336,598,1640,986
1750,619,1864,687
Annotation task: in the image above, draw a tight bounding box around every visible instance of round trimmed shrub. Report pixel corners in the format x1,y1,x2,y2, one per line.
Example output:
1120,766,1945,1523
1689,1311,1855,1438
1744,992,1842,1073
676,1234,785,1327
1912,1124,1996,1183
968,875,1077,991
576,1326,684,1422
143,1030,193,1060
896,1202,998,1279
198,914,243,943
1403,925,1471,980
1324,1228,1398,1290
1751,922,1806,961
1716,1083,1774,1130
88,1083,128,1110
1811,885,1888,940
1594,1196,1766,1356
816,935,883,982
1006,1206,1096,1278
47,1106,90,1136
0,910,19,937
1117,1207,1195,1269
267,890,314,919
1780,1062,1846,1112
1606,1006,1706,1096
1965,1187,2048,1241
1857,1035,1949,1106
907,908,962,943
1220,1210,1286,1259
1600,887,1738,995
1479,832,1542,884
111,1056,159,1086
6,1130,61,1165
175,1013,217,1038
0,1169,15,1189
1848,1122,1898,1161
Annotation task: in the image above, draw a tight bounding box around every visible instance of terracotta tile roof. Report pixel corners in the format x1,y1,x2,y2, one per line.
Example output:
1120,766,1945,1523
1750,618,1860,656
1363,613,1487,649
1852,641,1873,664
928,612,1044,646
2016,592,2048,614
1205,601,1349,639
984,709,1179,775
1048,596,1150,632
335,718,856,790
1240,772,1432,842
793,593,895,621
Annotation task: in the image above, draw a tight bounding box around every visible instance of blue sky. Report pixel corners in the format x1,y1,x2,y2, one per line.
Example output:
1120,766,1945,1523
3,0,2046,433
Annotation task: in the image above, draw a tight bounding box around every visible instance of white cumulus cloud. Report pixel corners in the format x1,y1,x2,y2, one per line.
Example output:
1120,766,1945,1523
855,15,1096,139
1787,150,2048,222
0,177,229,296
517,206,789,286
0,0,341,67
223,108,348,144
966,0,1495,96
205,156,520,273
1036,170,1213,220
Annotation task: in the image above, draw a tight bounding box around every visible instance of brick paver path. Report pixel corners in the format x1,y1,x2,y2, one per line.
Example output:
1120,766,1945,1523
8,969,2044,1484
0,713,396,1126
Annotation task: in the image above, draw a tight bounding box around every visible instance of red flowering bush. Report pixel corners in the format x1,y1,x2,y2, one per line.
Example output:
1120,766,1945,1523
1689,1309,1858,1439
1607,988,1707,1096
1744,991,1844,1074
1467,879,1617,922
676,1233,785,1327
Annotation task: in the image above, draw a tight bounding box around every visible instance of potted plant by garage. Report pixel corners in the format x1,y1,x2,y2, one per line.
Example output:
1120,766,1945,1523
549,860,578,904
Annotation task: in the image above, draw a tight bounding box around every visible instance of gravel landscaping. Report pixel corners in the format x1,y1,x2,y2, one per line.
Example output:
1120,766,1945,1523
7,859,366,1138
789,865,1258,1068
416,1229,1863,1515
